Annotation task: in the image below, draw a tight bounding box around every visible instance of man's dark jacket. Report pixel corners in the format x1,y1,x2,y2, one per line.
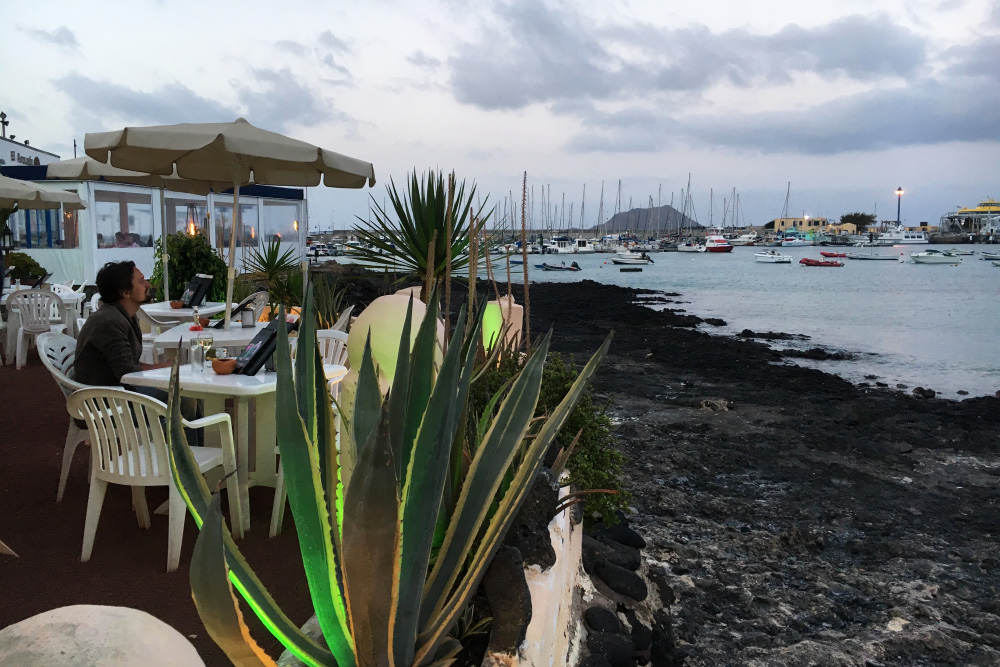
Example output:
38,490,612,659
74,302,143,386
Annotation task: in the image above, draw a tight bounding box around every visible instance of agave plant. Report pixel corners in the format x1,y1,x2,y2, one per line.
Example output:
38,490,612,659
349,169,492,291
166,284,610,666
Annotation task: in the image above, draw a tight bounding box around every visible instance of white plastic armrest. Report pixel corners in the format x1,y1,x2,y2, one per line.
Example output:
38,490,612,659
183,413,233,431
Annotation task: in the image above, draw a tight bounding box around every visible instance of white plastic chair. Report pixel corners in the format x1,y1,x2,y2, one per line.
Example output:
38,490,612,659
270,374,345,537
37,333,91,502
68,387,244,572
331,305,353,332
247,291,269,321
317,329,349,366
137,308,174,364
61,279,75,288
9,290,67,369
83,292,102,319
76,317,87,334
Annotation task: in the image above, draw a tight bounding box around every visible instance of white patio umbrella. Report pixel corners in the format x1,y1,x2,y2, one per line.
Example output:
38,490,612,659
0,174,86,211
0,173,86,282
85,118,375,326
47,157,232,299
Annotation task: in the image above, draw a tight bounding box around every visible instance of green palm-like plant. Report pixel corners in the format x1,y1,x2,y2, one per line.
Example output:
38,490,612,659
165,286,611,666
243,238,302,318
349,170,491,289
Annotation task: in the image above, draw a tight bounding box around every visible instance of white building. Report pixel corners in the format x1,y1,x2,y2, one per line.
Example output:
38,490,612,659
2,164,308,285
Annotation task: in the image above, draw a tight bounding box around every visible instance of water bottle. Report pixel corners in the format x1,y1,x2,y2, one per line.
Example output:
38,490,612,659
190,338,205,373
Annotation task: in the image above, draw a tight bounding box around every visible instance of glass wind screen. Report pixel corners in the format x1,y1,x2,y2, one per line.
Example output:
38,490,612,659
261,201,300,243
94,189,154,248
165,195,208,237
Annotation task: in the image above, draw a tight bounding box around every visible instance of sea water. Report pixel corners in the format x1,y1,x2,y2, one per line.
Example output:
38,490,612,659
519,245,1000,398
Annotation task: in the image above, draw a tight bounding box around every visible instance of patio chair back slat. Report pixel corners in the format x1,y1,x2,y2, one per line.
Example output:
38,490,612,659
9,290,64,333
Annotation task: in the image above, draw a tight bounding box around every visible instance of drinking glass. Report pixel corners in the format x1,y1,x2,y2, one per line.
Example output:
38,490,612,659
197,332,214,362
189,338,205,373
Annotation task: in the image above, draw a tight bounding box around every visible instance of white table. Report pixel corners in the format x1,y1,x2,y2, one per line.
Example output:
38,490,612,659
152,321,268,360
141,301,233,322
2,290,87,364
121,362,348,534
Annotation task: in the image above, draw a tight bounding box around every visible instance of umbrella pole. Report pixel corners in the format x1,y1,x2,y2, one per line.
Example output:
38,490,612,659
159,187,170,301
223,171,239,328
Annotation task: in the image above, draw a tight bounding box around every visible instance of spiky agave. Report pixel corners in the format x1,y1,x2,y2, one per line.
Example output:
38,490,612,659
165,285,611,666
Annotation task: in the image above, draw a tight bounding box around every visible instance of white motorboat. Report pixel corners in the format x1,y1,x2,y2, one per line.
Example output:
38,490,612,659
880,224,929,244
846,252,901,261
611,251,654,265
780,237,812,247
574,238,596,253
942,248,975,256
676,241,706,253
979,251,1000,260
729,233,760,246
911,249,961,264
754,250,792,263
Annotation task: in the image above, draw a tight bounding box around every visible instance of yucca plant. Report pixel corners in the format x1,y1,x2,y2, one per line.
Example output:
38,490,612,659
244,238,302,318
165,285,611,666
348,169,492,291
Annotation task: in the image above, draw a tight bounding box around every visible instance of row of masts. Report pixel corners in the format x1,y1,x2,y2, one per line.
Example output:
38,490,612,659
490,175,751,239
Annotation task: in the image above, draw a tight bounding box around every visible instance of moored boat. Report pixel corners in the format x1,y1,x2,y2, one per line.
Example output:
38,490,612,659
611,252,653,265
846,253,901,261
819,251,847,258
676,240,706,253
799,258,844,267
942,248,975,256
911,249,961,264
704,235,734,253
755,250,792,263
535,261,582,271
729,232,760,246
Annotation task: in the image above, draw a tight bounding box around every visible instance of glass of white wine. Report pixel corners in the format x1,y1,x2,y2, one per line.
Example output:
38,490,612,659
197,332,214,369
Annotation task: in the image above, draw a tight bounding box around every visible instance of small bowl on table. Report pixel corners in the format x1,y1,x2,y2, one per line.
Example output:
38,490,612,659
170,300,185,309
198,317,211,328
212,358,237,375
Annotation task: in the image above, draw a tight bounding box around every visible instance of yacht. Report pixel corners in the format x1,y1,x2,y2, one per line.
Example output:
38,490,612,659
545,236,577,254
729,232,760,246
704,235,734,253
880,224,929,244
676,240,706,253
574,238,596,253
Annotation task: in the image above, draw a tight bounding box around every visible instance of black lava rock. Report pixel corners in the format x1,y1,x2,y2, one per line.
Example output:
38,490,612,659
583,534,642,572
591,519,647,550
587,631,635,667
650,608,678,666
647,566,676,606
585,606,623,634
580,656,614,667
623,608,653,651
480,546,532,654
502,469,559,569
596,559,649,601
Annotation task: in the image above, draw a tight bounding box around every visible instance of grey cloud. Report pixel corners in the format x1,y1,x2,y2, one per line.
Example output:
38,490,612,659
567,76,1000,155
944,36,1000,81
318,30,350,53
408,50,441,69
234,68,330,131
275,39,310,57
447,1,926,110
319,53,351,78
21,26,79,49
53,74,235,126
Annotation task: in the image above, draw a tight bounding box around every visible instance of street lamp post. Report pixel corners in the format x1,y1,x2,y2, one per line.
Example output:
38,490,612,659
895,187,904,226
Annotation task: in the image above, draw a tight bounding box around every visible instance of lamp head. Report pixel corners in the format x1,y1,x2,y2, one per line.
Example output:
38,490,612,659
896,187,904,196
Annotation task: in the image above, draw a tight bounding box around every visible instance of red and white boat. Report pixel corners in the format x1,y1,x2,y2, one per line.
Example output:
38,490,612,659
704,235,733,253
799,258,844,267
819,251,847,258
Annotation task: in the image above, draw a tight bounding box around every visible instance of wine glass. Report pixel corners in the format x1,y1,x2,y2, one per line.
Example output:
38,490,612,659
197,332,214,366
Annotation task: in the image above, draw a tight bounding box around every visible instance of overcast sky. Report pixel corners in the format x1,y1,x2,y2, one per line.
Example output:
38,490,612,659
6,0,999,231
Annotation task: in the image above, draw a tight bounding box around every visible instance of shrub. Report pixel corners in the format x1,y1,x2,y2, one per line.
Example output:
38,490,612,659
5,252,46,282
151,233,228,302
469,349,630,523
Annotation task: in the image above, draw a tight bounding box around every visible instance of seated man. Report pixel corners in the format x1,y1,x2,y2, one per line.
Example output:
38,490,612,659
75,261,200,438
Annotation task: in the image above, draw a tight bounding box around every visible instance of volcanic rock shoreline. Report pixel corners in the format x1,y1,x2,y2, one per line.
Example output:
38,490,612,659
519,279,1000,666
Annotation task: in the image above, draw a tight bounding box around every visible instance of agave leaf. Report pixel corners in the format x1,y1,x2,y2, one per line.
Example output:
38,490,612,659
475,377,515,450
190,493,281,667
275,317,356,664
165,360,335,667
416,332,613,661
419,332,550,629
294,288,318,446
349,332,382,479
387,297,415,480
341,403,399,665
392,304,481,666
400,293,443,477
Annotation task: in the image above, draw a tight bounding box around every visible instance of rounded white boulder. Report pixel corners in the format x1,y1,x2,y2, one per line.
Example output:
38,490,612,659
0,605,205,667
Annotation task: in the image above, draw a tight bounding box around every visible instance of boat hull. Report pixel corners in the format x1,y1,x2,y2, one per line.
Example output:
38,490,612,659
799,258,843,267
755,252,791,263
911,254,960,264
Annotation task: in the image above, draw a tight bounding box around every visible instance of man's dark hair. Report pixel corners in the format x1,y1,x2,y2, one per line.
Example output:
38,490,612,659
96,261,136,304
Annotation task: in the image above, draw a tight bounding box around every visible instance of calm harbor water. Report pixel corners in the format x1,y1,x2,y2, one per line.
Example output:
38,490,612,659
515,245,1000,398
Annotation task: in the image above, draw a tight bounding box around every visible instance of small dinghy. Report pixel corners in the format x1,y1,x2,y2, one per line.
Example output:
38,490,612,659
534,261,582,271
799,257,844,267
820,251,847,258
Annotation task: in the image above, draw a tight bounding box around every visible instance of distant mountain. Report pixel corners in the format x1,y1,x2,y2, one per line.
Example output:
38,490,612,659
590,205,700,234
